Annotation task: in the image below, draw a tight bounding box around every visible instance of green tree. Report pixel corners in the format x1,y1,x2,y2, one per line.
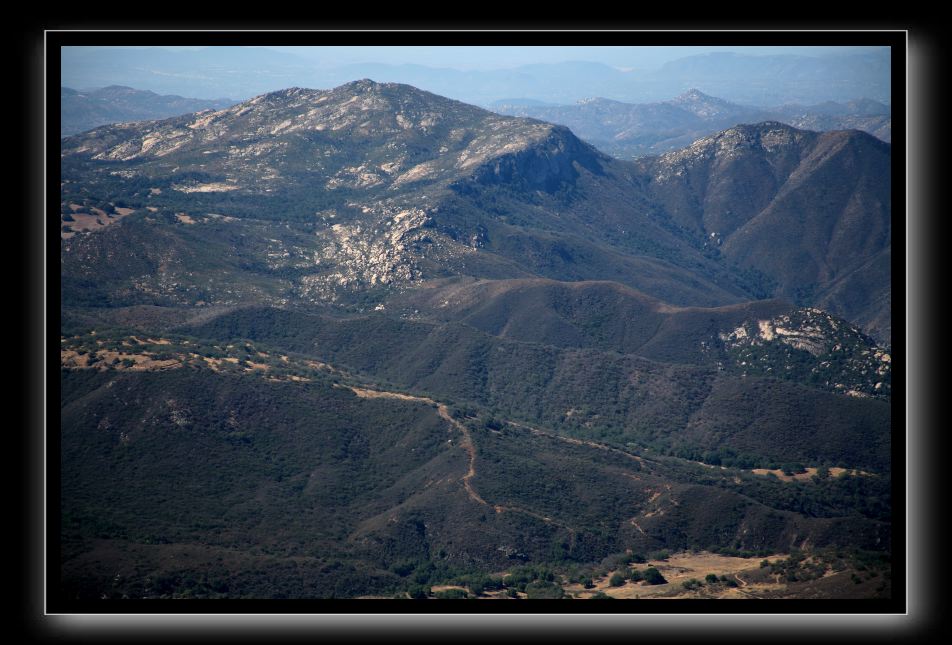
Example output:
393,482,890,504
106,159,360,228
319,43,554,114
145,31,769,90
643,568,667,585
408,584,430,599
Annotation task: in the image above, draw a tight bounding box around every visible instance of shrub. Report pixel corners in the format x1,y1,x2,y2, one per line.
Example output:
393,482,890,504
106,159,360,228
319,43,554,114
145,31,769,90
408,584,430,599
434,588,468,599
525,581,565,599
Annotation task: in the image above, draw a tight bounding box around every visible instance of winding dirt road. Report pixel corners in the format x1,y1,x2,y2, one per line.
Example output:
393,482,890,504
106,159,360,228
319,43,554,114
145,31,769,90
348,385,577,534
348,386,488,506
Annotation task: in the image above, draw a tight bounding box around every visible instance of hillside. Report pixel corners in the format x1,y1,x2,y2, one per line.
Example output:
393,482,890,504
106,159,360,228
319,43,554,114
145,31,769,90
635,123,891,343
60,343,890,600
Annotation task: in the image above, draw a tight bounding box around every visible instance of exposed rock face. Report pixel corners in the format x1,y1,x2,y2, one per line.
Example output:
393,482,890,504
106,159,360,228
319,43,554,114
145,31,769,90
719,307,891,398
466,125,605,193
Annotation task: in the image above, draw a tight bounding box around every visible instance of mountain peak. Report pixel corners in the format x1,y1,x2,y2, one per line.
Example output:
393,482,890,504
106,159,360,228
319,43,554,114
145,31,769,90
577,97,608,105
62,79,598,198
701,121,812,153
672,88,714,102
341,78,382,91
648,122,816,179
668,89,742,119
726,120,798,135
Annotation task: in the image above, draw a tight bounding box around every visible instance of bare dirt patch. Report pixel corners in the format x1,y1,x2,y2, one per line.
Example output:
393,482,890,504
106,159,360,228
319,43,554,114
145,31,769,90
751,468,818,482
197,356,241,372
304,359,338,373
349,387,428,403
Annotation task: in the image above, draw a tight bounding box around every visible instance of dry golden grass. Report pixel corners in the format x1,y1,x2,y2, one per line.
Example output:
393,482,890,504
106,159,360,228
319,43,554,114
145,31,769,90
751,467,872,482
61,206,134,238
61,349,181,372
564,551,787,600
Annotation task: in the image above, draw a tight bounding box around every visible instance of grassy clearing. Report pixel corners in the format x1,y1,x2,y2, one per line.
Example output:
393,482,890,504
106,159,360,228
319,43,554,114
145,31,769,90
564,551,786,599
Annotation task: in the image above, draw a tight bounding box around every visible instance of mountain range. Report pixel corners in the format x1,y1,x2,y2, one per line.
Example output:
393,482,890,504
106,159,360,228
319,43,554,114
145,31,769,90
61,86,236,137
58,80,894,601
492,89,891,159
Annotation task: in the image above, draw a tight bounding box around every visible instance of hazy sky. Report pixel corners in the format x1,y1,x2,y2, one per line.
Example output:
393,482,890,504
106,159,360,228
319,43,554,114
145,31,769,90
260,45,886,69
65,45,886,72
60,45,892,106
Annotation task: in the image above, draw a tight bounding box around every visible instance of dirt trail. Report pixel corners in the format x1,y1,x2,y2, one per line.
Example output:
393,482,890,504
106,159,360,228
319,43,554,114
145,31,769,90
435,403,490,506
349,386,488,506
349,386,576,534
435,402,574,533
507,420,645,464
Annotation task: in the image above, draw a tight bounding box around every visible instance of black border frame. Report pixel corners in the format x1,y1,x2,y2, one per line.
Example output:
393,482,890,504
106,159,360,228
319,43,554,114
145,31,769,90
29,24,938,640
